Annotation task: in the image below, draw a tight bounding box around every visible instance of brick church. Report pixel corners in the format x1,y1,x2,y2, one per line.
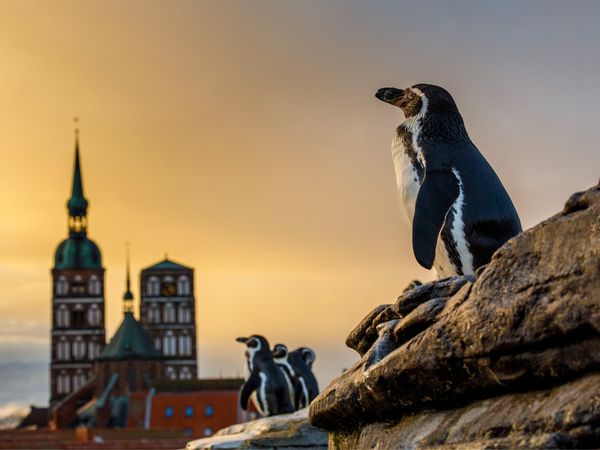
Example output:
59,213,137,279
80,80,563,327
45,133,244,435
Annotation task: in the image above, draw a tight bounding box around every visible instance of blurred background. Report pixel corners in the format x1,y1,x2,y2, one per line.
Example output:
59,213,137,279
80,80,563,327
1,0,599,412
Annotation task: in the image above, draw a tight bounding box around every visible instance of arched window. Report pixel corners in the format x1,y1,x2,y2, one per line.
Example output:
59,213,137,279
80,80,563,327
154,337,161,351
56,276,69,296
87,304,101,326
205,404,214,417
57,371,71,394
163,303,175,323
203,428,213,437
163,332,177,356
88,341,100,359
72,336,86,360
57,337,70,361
147,303,160,323
178,304,192,323
147,276,160,296
73,370,87,391
165,367,176,380
72,303,85,327
184,405,194,417
56,304,70,327
180,367,193,380
177,276,190,296
72,275,85,294
178,335,192,356
88,275,101,296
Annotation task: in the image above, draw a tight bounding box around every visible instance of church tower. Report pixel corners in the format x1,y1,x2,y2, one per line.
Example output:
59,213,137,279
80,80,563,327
50,132,105,405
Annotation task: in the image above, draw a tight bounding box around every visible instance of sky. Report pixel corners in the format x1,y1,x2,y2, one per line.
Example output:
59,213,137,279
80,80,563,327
1,1,599,411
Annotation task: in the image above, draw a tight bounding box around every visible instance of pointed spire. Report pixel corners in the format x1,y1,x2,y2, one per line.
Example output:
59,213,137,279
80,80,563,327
67,119,89,222
123,243,134,314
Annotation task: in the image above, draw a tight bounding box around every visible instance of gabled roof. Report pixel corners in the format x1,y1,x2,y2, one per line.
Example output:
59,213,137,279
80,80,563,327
142,258,192,272
98,312,160,361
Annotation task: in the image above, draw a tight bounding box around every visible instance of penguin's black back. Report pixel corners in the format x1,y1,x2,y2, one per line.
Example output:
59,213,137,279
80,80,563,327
288,350,319,403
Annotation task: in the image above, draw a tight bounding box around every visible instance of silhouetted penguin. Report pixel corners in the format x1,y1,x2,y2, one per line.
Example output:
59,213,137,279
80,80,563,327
236,335,294,416
288,347,319,409
375,84,522,277
271,343,296,407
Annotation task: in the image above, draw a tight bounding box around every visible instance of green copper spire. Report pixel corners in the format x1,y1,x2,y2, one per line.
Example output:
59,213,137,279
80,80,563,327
67,129,89,219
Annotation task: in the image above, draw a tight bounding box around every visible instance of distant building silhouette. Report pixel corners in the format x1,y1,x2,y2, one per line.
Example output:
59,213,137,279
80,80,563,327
50,133,105,405
140,259,198,380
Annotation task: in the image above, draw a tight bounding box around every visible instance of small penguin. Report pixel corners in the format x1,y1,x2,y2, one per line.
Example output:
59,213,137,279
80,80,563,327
271,344,296,407
364,319,400,371
288,347,319,409
236,335,295,417
375,84,522,277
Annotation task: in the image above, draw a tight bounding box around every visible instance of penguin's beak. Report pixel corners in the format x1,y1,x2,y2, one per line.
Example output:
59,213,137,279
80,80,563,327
375,87,405,107
272,348,285,358
236,337,248,344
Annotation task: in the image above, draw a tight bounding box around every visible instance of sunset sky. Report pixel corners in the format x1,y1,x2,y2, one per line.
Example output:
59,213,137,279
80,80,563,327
1,1,599,410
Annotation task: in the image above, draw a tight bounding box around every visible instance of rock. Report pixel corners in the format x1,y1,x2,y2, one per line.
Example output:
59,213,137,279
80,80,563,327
185,408,327,450
309,184,600,448
329,373,600,449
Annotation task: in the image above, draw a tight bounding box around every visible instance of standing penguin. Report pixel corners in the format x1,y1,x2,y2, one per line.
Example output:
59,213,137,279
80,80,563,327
271,344,296,407
288,347,319,409
375,84,522,277
236,335,294,417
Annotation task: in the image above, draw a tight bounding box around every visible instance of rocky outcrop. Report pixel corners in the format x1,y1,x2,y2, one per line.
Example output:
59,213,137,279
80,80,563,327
310,183,600,448
185,409,327,450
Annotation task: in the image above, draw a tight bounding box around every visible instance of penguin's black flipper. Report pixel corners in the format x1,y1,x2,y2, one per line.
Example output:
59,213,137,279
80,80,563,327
239,373,260,410
412,169,459,269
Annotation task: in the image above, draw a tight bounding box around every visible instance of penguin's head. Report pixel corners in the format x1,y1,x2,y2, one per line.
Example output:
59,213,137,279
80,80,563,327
236,335,270,361
271,343,289,360
375,84,461,120
299,347,316,368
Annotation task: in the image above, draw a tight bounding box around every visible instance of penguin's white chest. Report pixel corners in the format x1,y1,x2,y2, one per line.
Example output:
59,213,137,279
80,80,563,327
391,133,421,223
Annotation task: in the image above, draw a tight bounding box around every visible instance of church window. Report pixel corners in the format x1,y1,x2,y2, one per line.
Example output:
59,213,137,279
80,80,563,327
177,276,190,296
164,303,176,323
180,366,193,380
148,304,160,323
164,406,174,418
72,275,85,294
161,276,176,297
87,304,101,326
56,304,70,327
73,371,87,390
147,276,160,296
205,405,214,417
178,304,192,323
154,337,161,351
72,336,86,360
57,338,70,361
57,372,71,394
56,276,69,296
163,332,177,356
88,341,99,359
203,428,213,437
72,304,85,327
165,366,176,380
88,275,101,295
184,405,194,417
178,335,192,356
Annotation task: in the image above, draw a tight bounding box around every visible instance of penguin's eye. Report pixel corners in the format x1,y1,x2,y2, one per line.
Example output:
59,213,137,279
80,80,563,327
247,338,258,348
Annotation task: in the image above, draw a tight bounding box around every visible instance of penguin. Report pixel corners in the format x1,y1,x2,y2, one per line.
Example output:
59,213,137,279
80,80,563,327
236,335,295,417
271,344,297,408
288,347,319,409
375,84,522,277
364,319,401,371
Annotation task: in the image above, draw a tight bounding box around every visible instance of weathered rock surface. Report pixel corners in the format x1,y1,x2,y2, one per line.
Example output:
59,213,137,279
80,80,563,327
185,409,327,449
310,183,600,448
